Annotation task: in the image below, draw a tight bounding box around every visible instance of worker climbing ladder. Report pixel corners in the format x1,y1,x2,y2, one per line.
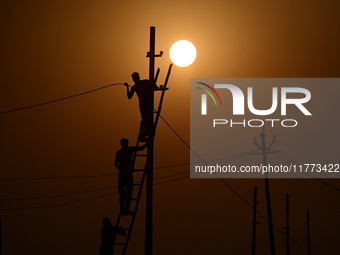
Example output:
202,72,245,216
112,63,173,255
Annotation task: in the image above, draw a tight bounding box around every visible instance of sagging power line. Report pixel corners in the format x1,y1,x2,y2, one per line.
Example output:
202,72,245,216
0,150,255,182
273,153,340,192
0,83,124,114
0,171,191,212
0,171,192,202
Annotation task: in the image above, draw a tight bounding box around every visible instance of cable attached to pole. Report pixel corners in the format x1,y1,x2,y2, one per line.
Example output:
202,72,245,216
0,83,124,114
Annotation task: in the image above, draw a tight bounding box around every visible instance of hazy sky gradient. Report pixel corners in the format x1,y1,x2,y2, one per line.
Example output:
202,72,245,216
0,1,339,254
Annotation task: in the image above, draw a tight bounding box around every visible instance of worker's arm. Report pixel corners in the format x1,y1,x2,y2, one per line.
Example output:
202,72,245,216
134,141,149,152
117,226,127,237
124,83,134,99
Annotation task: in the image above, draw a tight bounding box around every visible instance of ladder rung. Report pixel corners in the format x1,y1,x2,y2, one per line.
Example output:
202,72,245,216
136,154,147,156
155,87,169,91
133,169,145,172
120,212,135,216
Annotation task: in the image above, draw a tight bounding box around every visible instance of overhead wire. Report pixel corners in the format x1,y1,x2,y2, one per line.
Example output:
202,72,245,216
0,146,255,207
0,185,116,201
0,192,116,212
159,113,259,209
0,172,191,211
273,153,340,192
0,149,254,202
158,113,308,253
0,151,257,182
0,173,116,182
159,113,336,253
0,171,190,201
154,121,335,253
0,83,124,114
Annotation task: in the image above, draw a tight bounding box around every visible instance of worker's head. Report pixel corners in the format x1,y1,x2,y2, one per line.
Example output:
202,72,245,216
102,218,112,227
120,138,128,148
131,72,140,83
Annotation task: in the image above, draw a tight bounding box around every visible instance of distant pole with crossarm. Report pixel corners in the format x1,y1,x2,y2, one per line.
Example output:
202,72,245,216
252,128,280,255
251,186,260,255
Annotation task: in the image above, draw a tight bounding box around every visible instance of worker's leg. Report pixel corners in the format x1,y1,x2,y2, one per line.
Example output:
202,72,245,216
118,176,126,212
139,119,147,142
140,105,153,140
125,175,133,211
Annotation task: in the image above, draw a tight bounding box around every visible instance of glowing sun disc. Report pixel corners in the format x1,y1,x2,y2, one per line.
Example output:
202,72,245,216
169,40,196,67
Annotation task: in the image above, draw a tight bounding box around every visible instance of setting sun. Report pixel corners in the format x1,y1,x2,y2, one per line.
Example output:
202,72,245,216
169,40,196,67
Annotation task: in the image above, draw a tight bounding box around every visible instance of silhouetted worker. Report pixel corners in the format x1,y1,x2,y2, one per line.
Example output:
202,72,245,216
115,138,148,215
124,72,158,141
100,218,126,255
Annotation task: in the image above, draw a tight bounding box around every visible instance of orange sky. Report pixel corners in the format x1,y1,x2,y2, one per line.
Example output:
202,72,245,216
0,1,339,254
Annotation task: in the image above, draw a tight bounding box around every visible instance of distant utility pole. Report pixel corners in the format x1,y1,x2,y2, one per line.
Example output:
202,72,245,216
253,128,280,255
283,194,290,255
251,186,260,255
145,26,163,255
305,210,311,255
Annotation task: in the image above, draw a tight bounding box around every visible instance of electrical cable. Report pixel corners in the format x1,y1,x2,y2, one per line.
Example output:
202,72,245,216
0,185,116,201
0,152,257,182
159,114,308,253
273,153,340,192
0,173,191,211
0,83,124,114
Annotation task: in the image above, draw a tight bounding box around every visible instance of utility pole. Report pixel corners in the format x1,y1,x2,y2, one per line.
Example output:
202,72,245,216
283,194,290,255
145,25,155,255
253,128,279,255
145,26,162,255
251,186,260,255
305,210,311,255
